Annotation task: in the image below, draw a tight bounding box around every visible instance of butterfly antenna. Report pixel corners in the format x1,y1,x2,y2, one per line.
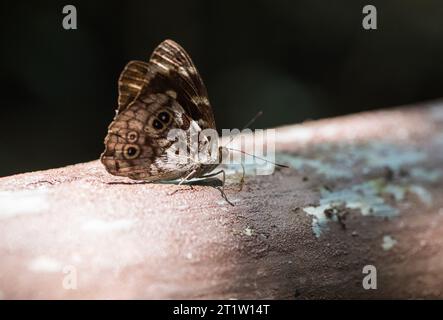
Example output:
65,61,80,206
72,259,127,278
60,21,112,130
225,147,289,168
240,110,263,131
223,111,263,148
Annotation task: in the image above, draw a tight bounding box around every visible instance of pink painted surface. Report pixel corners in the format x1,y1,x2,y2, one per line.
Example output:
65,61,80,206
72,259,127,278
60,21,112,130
1,101,443,299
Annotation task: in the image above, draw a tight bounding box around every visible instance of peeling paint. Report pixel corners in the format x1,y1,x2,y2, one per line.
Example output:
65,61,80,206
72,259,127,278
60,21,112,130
278,156,352,179
323,180,400,217
409,185,433,206
279,142,429,180
410,168,442,183
383,183,432,206
280,140,437,238
383,184,407,201
244,227,254,236
303,205,336,237
382,235,397,251
361,143,426,172
303,178,436,238
303,179,400,237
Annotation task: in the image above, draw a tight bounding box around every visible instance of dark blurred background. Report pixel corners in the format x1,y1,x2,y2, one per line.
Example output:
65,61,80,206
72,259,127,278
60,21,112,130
1,0,442,177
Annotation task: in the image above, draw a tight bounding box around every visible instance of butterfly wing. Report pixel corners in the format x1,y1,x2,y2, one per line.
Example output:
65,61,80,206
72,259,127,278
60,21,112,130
149,39,216,130
101,40,216,181
117,60,151,112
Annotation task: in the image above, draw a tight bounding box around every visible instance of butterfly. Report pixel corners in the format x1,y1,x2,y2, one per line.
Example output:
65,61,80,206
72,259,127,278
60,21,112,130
101,39,233,200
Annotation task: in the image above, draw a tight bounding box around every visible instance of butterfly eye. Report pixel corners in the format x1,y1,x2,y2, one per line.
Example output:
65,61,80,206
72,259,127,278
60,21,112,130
124,144,140,159
152,119,164,130
158,111,171,124
127,131,139,143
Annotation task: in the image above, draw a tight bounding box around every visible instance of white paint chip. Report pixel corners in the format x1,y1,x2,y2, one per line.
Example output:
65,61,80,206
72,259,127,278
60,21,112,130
82,218,134,233
303,205,333,238
363,143,426,171
0,190,49,219
382,235,397,251
244,227,254,236
410,168,442,182
303,179,399,238
279,142,428,181
409,185,433,206
278,154,352,179
29,256,62,273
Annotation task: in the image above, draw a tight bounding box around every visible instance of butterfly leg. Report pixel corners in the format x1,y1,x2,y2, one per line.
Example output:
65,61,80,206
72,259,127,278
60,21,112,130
238,163,245,191
168,169,197,195
200,170,234,206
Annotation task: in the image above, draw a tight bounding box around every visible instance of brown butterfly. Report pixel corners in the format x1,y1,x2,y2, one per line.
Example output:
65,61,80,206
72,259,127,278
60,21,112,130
101,39,233,200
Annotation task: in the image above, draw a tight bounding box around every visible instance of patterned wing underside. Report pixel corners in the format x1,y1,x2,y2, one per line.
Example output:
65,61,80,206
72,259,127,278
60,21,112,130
102,90,200,181
101,39,217,181
149,40,216,130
